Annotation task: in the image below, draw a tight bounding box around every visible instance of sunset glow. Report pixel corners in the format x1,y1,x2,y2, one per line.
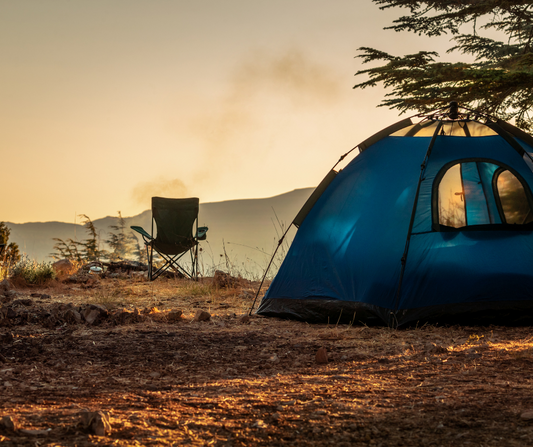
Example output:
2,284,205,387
1,1,455,223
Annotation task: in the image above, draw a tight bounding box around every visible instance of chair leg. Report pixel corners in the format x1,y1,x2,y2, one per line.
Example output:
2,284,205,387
194,244,199,281
148,246,201,281
151,251,193,280
188,246,198,281
148,244,154,281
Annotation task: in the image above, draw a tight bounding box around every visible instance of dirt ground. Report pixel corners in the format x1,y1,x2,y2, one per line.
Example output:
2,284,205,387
1,276,533,446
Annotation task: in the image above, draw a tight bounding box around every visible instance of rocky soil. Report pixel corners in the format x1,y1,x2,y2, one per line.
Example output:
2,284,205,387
1,276,533,446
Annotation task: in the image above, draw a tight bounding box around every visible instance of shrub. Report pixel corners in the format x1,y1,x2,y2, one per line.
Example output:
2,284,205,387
1,222,21,279
11,257,56,286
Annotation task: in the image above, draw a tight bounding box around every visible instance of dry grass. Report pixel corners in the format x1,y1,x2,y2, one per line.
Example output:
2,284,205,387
2,277,533,446
12,275,262,317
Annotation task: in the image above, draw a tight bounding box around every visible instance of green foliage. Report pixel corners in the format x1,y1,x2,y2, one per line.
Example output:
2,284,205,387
11,257,55,286
78,214,107,262
51,214,107,262
51,237,82,261
105,211,138,261
354,0,533,130
51,212,148,264
0,222,21,277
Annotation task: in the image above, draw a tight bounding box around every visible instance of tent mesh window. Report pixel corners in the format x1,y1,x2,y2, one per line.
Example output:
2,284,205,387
391,121,499,137
496,169,533,224
436,160,533,229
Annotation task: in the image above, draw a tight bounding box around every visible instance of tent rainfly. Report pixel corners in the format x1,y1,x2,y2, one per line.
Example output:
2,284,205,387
256,104,533,326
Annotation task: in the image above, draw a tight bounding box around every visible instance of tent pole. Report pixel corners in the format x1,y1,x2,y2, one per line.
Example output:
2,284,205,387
248,224,293,316
393,121,443,326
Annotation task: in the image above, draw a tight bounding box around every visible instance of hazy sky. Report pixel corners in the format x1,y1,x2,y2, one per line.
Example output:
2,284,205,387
1,0,455,223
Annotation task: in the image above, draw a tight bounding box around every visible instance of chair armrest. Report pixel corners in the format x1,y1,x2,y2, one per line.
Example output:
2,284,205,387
197,226,208,241
130,226,153,240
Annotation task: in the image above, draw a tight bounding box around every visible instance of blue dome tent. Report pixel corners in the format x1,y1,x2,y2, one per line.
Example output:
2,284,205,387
256,104,533,326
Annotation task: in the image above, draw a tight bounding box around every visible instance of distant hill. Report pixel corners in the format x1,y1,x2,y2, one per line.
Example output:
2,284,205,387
6,188,314,277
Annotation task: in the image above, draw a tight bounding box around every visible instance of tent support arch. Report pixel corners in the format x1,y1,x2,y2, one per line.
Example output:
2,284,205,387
393,121,443,325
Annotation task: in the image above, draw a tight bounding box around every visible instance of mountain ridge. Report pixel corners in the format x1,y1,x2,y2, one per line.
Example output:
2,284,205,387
6,188,314,275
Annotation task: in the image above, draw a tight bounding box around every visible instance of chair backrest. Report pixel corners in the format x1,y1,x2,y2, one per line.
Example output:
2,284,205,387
152,197,199,255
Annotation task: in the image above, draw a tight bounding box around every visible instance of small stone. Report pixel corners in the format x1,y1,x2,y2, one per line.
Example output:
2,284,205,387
316,347,328,364
239,315,251,324
60,302,75,311
89,304,108,314
112,309,133,324
64,308,82,324
52,259,74,275
141,306,160,315
193,310,211,322
521,410,533,420
12,298,33,307
79,410,111,436
167,310,183,322
82,309,101,325
82,304,107,325
0,415,17,431
252,419,267,428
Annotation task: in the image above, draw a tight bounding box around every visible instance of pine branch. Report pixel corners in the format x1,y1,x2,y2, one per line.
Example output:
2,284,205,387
354,0,533,130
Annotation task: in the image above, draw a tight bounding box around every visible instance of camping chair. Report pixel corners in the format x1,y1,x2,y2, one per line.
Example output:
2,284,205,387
131,197,208,281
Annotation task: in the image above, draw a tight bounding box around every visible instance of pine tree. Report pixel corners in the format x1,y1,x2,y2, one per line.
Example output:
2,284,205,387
78,214,107,262
50,238,82,261
106,211,137,261
354,1,533,130
0,222,21,269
